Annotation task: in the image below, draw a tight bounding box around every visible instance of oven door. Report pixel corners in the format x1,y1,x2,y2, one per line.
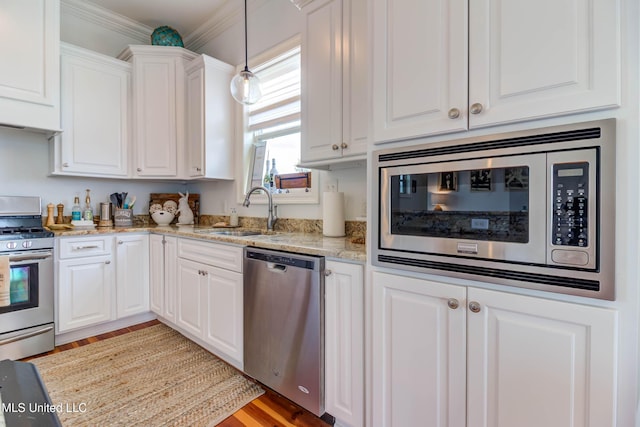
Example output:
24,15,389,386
379,153,547,264
0,249,54,335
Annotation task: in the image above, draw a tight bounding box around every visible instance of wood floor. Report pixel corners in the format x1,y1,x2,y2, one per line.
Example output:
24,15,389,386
24,320,331,427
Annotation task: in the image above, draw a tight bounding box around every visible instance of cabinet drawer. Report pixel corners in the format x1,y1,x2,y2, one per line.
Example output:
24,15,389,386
58,236,113,259
177,238,243,272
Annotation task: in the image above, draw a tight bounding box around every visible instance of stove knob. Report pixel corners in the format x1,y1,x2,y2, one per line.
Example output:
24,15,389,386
22,241,33,249
6,242,17,249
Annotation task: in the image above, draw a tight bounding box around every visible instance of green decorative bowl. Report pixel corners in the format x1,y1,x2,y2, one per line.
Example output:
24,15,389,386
151,26,184,47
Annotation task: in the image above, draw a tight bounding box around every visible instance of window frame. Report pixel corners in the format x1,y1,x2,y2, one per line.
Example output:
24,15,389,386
235,35,320,206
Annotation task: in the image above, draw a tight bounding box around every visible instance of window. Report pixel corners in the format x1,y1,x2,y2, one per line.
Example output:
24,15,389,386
239,37,319,204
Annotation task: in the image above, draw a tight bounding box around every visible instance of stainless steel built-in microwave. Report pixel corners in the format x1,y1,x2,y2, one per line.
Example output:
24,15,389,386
373,119,616,300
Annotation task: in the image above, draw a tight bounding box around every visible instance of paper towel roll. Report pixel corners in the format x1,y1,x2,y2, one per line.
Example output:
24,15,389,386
323,192,345,237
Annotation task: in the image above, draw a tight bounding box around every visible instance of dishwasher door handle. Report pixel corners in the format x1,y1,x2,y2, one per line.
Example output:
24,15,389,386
267,262,287,273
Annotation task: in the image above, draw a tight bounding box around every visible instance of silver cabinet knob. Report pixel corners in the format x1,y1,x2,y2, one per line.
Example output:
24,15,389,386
324,270,332,276
341,142,348,149
332,144,340,151
137,167,142,172
447,298,460,310
448,108,461,119
195,167,202,172
469,301,482,313
62,162,69,167
470,103,484,114
105,260,111,265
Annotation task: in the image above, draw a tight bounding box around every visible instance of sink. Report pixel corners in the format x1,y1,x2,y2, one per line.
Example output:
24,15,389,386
212,230,263,236
195,229,263,237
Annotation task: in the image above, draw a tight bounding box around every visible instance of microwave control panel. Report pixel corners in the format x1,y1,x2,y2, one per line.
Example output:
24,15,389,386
552,162,589,247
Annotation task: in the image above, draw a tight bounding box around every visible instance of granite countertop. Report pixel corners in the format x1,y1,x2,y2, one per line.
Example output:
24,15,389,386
50,224,366,262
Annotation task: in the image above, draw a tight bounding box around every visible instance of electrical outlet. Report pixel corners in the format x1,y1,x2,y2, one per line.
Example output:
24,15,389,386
324,179,338,192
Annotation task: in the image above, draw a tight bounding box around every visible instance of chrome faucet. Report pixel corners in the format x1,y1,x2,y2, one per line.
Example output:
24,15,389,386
243,186,278,231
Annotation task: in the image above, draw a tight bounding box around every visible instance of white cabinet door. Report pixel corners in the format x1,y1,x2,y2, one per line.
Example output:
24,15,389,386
301,0,343,163
163,236,178,323
371,0,468,143
121,46,197,178
115,234,149,318
468,0,620,128
0,0,60,132
55,43,130,177
371,271,467,427
301,0,369,164
467,287,617,427
176,258,206,338
204,266,243,369
185,55,235,179
325,261,364,427
149,234,165,315
58,255,114,333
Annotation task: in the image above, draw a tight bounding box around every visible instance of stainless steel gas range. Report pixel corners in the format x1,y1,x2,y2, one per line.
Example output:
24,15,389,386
0,196,55,360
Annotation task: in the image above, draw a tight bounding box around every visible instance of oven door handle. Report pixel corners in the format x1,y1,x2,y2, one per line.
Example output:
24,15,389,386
9,254,53,262
0,325,53,346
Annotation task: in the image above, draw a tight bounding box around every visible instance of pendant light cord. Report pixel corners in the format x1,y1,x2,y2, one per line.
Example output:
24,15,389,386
243,0,249,72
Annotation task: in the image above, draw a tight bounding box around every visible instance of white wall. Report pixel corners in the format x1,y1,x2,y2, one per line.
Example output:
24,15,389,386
0,128,185,217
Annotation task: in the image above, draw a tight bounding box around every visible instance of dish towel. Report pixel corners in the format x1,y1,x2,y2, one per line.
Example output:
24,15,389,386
0,256,10,307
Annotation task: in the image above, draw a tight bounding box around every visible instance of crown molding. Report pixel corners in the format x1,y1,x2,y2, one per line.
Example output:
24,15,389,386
185,0,269,52
61,0,152,44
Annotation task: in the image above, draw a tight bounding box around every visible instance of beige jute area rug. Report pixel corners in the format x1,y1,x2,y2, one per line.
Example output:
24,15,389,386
31,324,263,426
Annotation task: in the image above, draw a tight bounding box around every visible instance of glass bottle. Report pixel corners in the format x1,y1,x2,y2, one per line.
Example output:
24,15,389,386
72,196,81,221
269,158,278,193
83,189,93,221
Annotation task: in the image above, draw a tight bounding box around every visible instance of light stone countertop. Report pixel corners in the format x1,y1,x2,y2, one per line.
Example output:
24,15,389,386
51,224,366,263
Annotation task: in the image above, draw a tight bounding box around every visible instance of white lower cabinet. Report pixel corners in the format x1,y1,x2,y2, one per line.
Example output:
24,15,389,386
57,234,149,334
371,271,618,427
174,238,243,369
324,260,364,427
115,234,149,318
58,254,114,333
149,234,177,323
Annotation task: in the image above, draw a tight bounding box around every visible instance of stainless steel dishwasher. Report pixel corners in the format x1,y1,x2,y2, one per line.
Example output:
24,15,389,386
243,247,325,417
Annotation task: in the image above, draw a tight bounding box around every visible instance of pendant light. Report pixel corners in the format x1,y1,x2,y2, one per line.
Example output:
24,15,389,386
230,0,262,105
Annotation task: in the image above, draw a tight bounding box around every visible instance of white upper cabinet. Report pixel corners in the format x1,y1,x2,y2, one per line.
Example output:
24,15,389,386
301,0,368,166
185,55,235,180
53,43,130,177
119,46,197,178
468,0,620,128
0,0,60,132
372,0,468,143
372,0,620,143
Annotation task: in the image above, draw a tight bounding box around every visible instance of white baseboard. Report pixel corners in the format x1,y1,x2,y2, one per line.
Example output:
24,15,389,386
54,312,157,345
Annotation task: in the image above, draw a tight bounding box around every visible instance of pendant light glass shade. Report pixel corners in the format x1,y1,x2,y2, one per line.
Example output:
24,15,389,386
231,67,262,105
231,0,262,105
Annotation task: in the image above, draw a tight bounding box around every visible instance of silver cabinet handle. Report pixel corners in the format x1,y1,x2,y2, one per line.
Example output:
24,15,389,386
118,241,123,245
341,142,348,149
332,144,340,151
73,245,100,250
469,301,482,313
105,260,111,265
324,270,332,276
447,298,459,310
62,162,69,167
470,103,484,114
448,108,461,119
137,167,142,172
